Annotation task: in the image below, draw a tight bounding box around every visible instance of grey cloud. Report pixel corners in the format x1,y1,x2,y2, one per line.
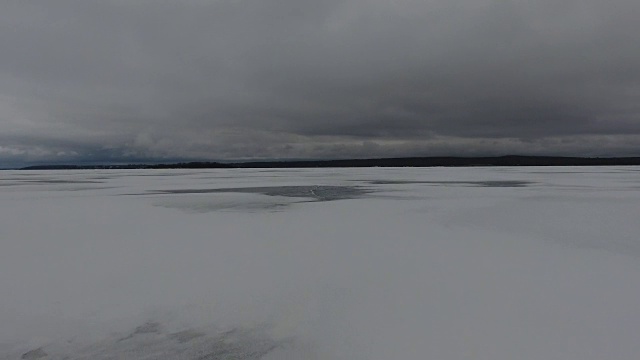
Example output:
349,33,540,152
1,0,640,165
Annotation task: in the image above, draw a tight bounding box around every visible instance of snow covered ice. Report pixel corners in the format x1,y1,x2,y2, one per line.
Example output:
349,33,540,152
1,167,640,359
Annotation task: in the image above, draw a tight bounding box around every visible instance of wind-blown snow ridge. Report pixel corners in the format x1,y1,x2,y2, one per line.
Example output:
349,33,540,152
5,323,288,360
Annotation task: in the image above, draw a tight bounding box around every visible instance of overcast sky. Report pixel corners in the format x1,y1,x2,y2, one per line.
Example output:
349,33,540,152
1,0,640,165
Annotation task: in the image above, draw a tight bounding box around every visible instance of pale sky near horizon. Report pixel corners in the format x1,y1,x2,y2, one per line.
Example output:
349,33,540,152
1,0,640,166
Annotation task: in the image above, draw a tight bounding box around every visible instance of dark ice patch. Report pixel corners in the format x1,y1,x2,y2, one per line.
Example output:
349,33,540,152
147,185,371,202
476,181,531,187
27,179,103,184
368,180,531,187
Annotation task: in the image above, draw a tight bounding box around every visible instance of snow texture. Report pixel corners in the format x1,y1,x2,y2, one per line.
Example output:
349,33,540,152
1,167,640,359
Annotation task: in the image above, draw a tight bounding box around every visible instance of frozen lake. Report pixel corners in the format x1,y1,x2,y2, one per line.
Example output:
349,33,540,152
1,167,640,359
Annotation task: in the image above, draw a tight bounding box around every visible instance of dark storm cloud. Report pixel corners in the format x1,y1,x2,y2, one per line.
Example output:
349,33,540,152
1,0,640,164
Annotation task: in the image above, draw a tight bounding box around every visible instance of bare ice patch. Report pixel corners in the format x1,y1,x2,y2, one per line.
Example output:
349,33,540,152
149,185,370,201
148,185,371,212
367,180,532,187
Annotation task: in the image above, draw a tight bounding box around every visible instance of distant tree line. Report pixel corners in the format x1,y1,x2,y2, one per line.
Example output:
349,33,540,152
17,156,640,170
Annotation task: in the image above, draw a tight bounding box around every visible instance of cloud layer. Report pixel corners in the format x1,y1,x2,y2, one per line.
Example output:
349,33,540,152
1,0,640,165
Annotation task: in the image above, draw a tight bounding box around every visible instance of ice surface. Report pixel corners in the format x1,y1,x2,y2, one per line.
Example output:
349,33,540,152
1,167,640,359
